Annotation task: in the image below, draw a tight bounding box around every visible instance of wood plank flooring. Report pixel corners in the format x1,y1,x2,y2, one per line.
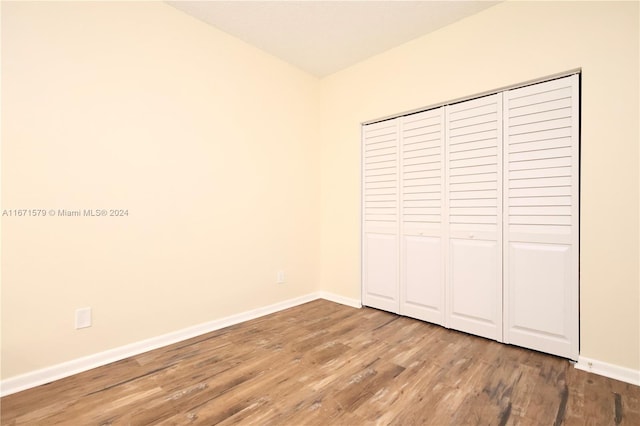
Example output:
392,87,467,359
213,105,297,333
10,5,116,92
2,299,639,425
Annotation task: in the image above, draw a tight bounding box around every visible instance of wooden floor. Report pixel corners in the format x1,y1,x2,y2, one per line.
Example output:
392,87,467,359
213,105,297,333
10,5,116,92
1,299,639,425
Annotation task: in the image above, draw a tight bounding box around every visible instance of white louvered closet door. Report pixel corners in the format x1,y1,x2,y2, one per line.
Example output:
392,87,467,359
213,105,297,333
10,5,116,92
362,119,400,313
503,75,579,360
445,94,503,341
399,108,445,325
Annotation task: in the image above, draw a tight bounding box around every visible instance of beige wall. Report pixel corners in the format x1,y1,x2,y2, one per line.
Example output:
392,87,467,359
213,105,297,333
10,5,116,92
1,1,320,379
319,0,639,370
2,0,639,382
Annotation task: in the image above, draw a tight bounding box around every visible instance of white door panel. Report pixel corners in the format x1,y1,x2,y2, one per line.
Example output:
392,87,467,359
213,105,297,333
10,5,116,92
508,242,572,337
399,108,445,324
503,75,579,360
445,94,503,341
401,235,444,324
362,232,399,313
362,119,400,313
448,238,501,340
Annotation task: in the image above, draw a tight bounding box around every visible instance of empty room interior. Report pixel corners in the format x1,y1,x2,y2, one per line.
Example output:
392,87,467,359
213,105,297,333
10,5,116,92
1,0,639,424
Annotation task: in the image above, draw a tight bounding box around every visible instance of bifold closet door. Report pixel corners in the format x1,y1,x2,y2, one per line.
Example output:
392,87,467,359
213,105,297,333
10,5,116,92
445,94,503,341
503,75,579,360
362,119,400,313
399,109,445,325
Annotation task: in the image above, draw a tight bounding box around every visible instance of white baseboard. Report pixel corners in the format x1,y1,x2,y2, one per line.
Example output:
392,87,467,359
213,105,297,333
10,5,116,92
318,291,362,309
575,356,640,386
1,292,361,397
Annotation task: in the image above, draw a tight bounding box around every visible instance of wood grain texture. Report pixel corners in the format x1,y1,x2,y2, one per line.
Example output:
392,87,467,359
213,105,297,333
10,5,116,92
2,299,639,425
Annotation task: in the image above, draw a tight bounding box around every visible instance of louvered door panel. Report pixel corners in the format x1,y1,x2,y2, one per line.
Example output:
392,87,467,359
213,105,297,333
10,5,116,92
503,75,579,360
362,119,399,313
362,75,579,359
445,94,503,341
400,108,445,324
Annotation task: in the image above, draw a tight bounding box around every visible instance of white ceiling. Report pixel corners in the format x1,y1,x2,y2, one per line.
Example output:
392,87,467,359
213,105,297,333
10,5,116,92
167,1,499,77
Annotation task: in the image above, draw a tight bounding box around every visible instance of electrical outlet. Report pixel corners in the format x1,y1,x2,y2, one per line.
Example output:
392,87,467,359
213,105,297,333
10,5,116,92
75,307,92,329
276,270,286,284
